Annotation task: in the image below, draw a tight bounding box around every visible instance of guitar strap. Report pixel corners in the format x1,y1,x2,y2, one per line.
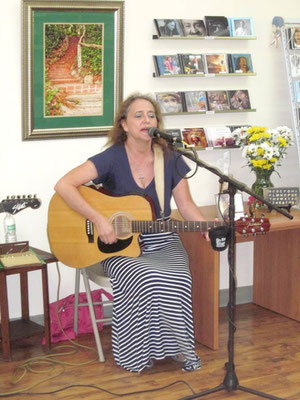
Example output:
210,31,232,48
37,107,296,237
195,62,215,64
153,144,165,219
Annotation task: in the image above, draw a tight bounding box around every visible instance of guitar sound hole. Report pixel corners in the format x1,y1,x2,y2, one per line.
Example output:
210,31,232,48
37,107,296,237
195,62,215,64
97,236,133,254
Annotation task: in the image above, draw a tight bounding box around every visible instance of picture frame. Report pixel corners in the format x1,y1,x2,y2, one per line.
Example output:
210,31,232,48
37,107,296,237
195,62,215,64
22,0,124,140
153,55,182,76
294,81,300,102
227,90,251,110
230,54,253,73
155,92,184,114
181,127,208,148
165,129,184,148
180,19,207,36
184,91,208,112
205,126,233,147
154,19,184,37
288,27,300,49
204,16,230,37
289,54,300,78
179,54,205,75
206,90,230,111
228,17,254,37
204,53,229,74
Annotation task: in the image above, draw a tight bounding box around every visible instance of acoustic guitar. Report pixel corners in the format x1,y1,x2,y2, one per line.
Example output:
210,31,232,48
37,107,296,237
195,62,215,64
47,185,270,268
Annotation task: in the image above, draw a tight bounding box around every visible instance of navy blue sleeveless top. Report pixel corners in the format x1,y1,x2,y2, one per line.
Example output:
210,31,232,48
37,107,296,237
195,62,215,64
88,144,190,219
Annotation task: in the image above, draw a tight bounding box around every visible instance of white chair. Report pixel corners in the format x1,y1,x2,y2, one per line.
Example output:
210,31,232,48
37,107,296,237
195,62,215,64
74,263,113,362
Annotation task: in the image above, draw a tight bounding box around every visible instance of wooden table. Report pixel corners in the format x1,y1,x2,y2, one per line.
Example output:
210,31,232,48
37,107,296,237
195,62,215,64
171,207,300,350
0,248,57,361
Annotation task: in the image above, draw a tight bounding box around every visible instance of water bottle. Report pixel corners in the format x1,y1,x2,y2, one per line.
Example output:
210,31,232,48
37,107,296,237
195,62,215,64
4,213,17,243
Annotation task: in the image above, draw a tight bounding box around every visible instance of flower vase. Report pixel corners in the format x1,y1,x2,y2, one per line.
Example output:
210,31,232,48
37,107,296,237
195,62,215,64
251,168,274,199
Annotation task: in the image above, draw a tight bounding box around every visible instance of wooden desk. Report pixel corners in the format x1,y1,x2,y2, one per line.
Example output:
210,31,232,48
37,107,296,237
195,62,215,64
0,248,57,361
171,207,300,351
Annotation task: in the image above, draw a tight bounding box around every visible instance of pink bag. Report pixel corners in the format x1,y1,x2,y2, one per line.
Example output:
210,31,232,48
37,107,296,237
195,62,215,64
43,289,113,344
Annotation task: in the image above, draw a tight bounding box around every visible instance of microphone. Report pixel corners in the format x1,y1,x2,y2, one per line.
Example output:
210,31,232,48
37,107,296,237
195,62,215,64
148,127,182,144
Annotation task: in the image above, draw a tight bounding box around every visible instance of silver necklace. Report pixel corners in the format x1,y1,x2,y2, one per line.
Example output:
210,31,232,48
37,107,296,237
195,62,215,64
127,152,147,188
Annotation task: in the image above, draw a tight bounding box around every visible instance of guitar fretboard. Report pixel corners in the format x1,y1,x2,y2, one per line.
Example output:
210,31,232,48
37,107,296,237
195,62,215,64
132,220,222,233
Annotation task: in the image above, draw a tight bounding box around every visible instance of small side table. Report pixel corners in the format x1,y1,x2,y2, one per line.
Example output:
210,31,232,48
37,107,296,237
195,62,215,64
0,247,57,361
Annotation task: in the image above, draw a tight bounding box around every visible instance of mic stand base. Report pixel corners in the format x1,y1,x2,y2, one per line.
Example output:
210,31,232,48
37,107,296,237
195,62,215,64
183,363,284,399
182,182,285,400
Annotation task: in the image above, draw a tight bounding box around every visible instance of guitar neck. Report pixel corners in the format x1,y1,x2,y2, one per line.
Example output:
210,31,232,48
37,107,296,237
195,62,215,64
132,220,222,233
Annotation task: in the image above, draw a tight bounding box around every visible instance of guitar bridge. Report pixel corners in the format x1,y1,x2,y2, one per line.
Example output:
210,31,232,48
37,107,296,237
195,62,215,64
86,219,94,243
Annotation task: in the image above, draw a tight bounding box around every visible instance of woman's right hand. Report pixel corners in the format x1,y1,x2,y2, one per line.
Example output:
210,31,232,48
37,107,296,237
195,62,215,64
95,215,118,244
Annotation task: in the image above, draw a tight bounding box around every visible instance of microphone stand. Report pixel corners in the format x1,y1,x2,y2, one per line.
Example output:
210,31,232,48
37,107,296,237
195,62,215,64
171,145,293,400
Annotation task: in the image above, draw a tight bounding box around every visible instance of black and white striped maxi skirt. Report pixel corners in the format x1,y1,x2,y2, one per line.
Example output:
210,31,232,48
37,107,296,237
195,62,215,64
102,232,201,372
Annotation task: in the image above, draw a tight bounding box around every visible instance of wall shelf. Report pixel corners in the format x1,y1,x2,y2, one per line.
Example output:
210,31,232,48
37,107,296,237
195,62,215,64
153,35,257,40
162,109,256,116
153,72,257,78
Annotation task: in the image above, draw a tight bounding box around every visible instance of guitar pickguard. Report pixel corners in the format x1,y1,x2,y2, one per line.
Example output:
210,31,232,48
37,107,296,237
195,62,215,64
97,236,133,254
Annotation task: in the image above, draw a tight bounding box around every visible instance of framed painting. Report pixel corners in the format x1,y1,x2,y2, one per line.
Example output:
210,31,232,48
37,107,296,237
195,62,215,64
22,0,124,140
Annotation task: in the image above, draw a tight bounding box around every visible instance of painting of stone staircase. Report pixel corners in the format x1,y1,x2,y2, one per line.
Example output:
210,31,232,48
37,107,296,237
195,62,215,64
45,24,103,117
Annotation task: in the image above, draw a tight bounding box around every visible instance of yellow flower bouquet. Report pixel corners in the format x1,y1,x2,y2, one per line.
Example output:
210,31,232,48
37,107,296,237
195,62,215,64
233,126,294,173
233,126,294,206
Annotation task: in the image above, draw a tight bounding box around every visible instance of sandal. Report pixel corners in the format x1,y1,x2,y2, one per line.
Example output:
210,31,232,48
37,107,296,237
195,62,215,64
182,358,202,372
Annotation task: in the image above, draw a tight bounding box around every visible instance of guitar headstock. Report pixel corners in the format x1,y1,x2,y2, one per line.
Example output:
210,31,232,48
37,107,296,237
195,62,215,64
235,215,271,235
0,195,41,215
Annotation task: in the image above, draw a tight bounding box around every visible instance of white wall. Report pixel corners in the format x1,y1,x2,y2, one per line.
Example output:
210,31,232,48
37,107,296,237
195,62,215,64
1,0,300,317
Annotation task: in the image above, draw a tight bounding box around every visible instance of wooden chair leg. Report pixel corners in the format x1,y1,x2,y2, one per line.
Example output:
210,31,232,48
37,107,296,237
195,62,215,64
20,271,29,320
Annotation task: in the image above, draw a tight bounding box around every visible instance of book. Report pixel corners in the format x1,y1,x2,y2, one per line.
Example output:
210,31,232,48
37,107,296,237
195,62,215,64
230,53,253,73
205,126,233,147
155,92,184,114
179,54,205,75
204,16,230,37
154,19,184,37
228,17,254,37
184,91,208,112
165,129,184,147
204,53,229,74
180,19,206,36
228,90,251,110
206,90,230,111
0,249,43,268
153,55,182,76
181,127,208,148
